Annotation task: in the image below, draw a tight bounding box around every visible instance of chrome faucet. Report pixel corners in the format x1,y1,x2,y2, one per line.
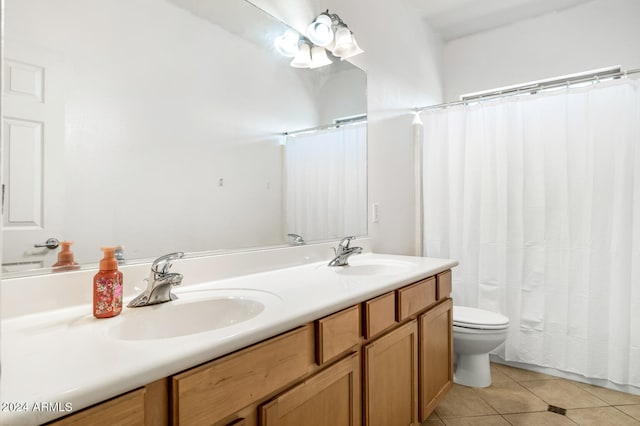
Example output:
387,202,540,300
328,236,363,267
128,252,185,307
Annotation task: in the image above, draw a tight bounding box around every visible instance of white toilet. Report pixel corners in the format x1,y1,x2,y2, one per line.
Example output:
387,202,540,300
453,306,510,388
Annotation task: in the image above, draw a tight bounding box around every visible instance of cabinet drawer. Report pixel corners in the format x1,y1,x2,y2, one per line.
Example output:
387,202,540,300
363,292,397,339
316,305,361,365
48,388,145,425
396,277,437,321
436,270,452,300
172,324,315,425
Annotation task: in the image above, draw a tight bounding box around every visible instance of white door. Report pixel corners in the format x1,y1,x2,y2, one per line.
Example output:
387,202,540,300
2,41,65,272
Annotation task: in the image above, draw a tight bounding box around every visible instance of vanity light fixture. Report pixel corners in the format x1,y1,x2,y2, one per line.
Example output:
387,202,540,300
275,10,361,69
307,10,364,60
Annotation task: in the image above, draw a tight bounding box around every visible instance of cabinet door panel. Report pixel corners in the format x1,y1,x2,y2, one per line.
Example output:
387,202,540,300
364,320,418,426
419,299,453,421
261,352,361,426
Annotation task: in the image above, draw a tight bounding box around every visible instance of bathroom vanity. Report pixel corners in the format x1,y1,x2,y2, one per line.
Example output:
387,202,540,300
0,251,456,425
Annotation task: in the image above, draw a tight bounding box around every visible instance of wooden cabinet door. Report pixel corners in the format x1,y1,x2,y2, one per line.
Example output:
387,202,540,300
363,320,419,426
260,352,361,426
419,299,453,422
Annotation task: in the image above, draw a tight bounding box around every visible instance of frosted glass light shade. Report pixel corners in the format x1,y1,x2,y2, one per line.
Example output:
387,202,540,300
307,14,334,46
336,36,363,60
310,46,332,69
274,30,300,57
331,25,363,59
290,43,312,68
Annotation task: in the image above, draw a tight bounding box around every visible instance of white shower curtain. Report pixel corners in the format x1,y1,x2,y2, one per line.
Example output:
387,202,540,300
421,79,640,387
285,123,367,241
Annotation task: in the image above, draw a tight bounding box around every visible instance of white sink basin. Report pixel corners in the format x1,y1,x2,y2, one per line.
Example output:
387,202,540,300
333,259,415,276
109,289,280,340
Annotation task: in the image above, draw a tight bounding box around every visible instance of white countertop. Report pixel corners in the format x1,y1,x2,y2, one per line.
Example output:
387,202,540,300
1,252,457,425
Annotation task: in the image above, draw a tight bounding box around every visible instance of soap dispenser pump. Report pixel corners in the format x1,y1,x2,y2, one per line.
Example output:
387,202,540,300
52,241,80,271
93,247,123,318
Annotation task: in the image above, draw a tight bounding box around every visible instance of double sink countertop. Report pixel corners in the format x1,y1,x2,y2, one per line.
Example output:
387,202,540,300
1,252,457,425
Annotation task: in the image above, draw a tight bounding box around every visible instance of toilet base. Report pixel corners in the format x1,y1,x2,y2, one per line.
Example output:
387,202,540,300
454,353,492,388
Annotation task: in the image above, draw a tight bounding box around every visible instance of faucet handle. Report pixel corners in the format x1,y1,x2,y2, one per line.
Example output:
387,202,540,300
152,252,184,274
287,233,305,245
338,236,355,249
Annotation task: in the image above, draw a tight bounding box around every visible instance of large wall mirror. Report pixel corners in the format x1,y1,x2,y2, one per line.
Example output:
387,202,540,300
1,0,367,276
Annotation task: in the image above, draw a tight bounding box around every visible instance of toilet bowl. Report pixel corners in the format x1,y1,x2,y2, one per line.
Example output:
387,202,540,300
453,306,509,388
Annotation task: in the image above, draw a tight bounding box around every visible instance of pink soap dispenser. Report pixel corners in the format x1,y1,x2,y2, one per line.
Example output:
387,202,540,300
93,247,123,318
52,241,80,271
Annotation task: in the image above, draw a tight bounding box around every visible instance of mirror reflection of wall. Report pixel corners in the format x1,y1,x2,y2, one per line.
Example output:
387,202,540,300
1,0,367,275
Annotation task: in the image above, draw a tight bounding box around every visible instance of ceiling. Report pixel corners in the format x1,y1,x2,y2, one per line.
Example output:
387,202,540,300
411,0,593,41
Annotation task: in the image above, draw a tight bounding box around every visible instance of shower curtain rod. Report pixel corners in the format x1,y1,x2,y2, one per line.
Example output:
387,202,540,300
414,68,640,113
283,115,367,136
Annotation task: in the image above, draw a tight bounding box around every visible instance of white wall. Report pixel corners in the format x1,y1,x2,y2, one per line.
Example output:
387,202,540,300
316,68,367,124
251,0,444,255
351,1,443,256
443,0,640,101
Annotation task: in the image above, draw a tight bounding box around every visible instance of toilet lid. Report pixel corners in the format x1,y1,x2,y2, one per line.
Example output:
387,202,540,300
453,306,509,330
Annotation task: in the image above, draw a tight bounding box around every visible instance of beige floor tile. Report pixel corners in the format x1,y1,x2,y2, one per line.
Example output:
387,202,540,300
422,419,445,425
617,405,640,421
573,383,640,405
427,412,441,420
435,384,498,418
492,363,560,382
474,381,548,414
441,415,511,426
502,411,577,426
490,364,515,385
566,406,640,425
423,411,444,424
520,379,609,409
435,365,640,426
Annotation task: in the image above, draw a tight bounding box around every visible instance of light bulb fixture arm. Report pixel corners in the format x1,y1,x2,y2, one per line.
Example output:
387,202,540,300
321,10,349,32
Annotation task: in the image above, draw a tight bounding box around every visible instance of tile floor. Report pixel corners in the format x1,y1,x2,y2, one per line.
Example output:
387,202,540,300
424,363,640,425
